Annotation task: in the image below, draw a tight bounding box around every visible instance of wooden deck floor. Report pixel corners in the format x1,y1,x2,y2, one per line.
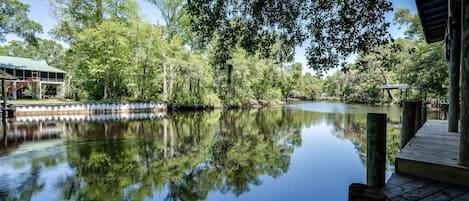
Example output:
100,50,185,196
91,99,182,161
382,174,469,201
380,120,469,201
395,120,469,187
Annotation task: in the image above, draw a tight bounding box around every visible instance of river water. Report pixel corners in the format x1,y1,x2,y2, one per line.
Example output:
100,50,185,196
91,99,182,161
0,102,408,201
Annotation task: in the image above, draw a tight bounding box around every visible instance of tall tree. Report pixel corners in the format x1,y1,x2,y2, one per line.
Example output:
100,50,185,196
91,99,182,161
187,0,393,73
146,0,186,39
72,20,132,100
50,0,140,42
0,0,42,44
0,39,65,66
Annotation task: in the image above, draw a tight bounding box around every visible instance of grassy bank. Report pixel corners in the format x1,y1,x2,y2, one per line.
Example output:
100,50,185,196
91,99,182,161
9,99,83,105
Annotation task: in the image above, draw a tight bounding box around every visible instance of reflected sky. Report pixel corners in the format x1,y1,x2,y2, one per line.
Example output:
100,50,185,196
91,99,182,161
0,102,402,201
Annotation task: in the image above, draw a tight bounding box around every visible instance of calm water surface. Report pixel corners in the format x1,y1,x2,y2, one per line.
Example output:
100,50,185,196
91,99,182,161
0,102,405,201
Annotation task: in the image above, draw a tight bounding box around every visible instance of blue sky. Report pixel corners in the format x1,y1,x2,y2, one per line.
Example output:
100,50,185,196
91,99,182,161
10,0,418,74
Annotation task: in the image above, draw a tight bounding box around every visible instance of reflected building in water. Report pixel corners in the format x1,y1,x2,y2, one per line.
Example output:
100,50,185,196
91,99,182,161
0,122,64,155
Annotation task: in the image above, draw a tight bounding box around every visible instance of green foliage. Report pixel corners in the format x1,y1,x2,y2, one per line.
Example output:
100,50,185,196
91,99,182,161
2,105,403,200
72,20,132,99
0,0,336,107
400,41,447,99
50,0,140,41
393,8,424,40
187,0,393,73
0,39,65,67
0,0,42,44
322,8,449,103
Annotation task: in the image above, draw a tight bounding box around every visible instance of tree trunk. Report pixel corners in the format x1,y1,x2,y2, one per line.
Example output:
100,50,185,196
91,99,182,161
449,0,462,132
170,121,175,158
141,64,147,100
189,79,192,94
460,0,469,166
103,82,108,100
163,63,167,101
163,118,167,158
169,64,174,99
377,66,393,101
227,64,233,100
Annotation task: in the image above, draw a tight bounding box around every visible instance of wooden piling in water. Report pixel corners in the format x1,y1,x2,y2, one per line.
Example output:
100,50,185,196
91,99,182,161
367,113,387,188
401,101,419,149
348,183,388,201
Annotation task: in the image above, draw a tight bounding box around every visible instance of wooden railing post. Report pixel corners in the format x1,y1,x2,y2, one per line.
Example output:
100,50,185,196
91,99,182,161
367,113,387,188
460,0,469,166
401,101,419,149
422,103,427,124
449,0,462,133
415,101,423,130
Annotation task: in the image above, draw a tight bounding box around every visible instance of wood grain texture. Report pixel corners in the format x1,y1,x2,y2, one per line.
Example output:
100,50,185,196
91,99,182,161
381,174,469,201
396,120,469,187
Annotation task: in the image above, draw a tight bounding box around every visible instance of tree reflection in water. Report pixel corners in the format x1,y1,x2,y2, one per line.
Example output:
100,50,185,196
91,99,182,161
0,106,401,201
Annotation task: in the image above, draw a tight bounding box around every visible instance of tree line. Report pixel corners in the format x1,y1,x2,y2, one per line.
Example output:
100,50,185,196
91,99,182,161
0,0,327,108
1,1,447,107
321,8,448,104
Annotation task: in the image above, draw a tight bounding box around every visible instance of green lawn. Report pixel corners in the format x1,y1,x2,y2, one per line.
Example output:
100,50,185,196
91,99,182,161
8,99,83,105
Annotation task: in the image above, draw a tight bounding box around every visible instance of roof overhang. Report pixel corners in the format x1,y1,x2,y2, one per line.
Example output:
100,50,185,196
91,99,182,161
382,84,422,90
415,0,447,43
0,71,18,80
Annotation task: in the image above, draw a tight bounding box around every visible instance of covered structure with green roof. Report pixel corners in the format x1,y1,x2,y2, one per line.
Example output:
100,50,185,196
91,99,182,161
0,56,66,99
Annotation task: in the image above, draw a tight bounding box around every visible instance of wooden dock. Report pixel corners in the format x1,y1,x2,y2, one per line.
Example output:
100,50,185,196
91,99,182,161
382,174,469,201
395,120,469,187
380,120,469,201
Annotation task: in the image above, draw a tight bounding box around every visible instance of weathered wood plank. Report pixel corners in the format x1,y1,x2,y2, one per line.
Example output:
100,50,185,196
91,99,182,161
391,182,449,201
382,178,435,198
383,174,417,189
396,120,469,187
451,192,469,201
396,158,469,187
367,113,387,188
460,0,469,167
401,101,420,149
349,183,389,201
400,141,459,154
420,185,469,201
414,133,459,141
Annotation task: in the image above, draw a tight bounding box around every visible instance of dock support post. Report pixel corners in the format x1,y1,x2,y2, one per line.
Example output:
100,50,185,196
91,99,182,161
2,80,6,120
415,101,423,130
422,103,427,124
460,0,469,166
401,101,419,149
449,0,462,133
348,183,388,201
367,113,387,188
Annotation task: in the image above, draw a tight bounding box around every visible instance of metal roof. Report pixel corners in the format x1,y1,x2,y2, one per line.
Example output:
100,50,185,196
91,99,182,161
382,84,422,90
0,71,18,80
0,56,66,73
415,0,447,43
